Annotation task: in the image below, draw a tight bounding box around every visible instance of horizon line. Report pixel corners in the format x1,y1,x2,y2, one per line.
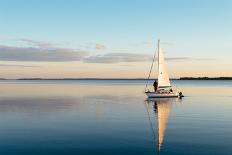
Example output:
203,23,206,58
0,77,232,80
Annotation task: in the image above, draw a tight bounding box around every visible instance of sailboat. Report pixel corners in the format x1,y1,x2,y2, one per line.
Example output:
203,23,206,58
145,40,184,98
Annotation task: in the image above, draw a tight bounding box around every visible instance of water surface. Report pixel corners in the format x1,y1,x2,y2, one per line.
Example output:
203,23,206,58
0,80,231,155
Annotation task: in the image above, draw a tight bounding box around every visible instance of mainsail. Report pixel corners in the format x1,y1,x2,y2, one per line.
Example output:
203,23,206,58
158,41,171,88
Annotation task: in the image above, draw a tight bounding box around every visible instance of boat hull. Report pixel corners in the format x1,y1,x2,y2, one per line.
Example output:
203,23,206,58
145,92,179,98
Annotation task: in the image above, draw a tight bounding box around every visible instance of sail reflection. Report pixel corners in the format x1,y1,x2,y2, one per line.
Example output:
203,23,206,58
145,98,179,154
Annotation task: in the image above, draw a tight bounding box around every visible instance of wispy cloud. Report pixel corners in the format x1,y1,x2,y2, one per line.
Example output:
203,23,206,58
0,45,88,62
95,43,106,50
165,57,214,61
0,39,213,63
79,42,106,50
18,39,54,48
0,64,42,68
83,53,152,63
83,54,213,63
112,49,130,52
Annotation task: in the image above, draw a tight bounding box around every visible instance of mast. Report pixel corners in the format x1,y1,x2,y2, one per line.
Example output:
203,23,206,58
158,39,160,79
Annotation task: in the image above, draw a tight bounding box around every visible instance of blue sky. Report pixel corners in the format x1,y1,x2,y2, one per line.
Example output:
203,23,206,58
0,0,231,78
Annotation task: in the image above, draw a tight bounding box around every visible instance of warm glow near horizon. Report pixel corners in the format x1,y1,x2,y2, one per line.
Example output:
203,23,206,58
0,60,231,79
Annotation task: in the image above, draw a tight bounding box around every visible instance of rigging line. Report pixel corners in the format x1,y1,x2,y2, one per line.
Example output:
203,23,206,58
144,47,157,92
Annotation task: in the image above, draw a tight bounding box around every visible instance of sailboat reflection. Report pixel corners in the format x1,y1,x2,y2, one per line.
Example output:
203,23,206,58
145,98,179,154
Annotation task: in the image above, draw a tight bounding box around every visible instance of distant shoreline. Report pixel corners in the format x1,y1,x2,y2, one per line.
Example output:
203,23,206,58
0,77,231,80
179,77,232,80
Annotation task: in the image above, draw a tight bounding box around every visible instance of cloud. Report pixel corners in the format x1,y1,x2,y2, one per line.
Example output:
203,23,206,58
83,53,213,63
0,45,88,62
95,43,106,50
0,39,213,63
79,42,106,50
83,53,152,63
0,64,41,68
165,57,214,61
18,39,54,48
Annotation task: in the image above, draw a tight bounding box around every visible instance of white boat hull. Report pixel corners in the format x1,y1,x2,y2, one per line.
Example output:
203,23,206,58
145,92,179,98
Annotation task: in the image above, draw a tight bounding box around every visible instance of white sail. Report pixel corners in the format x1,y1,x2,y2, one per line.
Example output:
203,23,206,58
158,44,171,88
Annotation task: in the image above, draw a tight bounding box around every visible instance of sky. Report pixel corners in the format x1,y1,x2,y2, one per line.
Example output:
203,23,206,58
0,0,232,78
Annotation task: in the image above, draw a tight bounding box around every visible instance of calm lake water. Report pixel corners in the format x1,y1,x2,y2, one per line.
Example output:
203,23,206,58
0,80,231,155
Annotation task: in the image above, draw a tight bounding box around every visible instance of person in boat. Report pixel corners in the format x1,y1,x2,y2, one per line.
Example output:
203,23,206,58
153,80,158,92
